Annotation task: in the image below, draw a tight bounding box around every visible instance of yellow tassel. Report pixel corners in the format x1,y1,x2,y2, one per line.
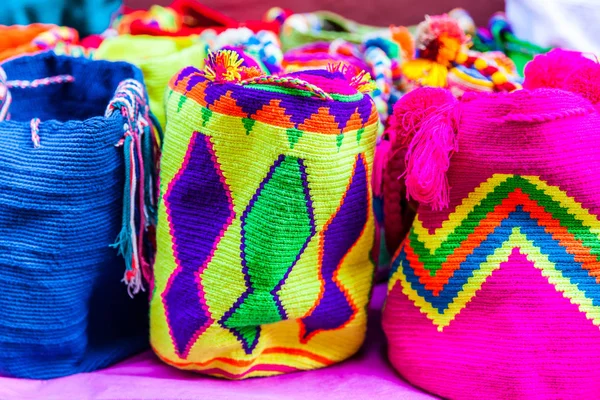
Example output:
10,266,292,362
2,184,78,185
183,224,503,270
327,63,377,94
203,50,264,83
402,59,449,88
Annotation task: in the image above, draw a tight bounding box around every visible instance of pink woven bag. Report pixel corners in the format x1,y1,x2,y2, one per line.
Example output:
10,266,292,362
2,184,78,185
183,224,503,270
383,51,600,399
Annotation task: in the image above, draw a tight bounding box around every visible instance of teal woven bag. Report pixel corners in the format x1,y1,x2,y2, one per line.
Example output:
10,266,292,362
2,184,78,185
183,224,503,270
0,0,121,36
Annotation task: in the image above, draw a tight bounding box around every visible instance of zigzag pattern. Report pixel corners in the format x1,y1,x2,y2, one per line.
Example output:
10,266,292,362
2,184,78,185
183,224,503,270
389,174,600,330
169,68,378,136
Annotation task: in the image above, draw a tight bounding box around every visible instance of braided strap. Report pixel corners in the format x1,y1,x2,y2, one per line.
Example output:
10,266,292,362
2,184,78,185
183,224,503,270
239,75,333,100
0,68,75,147
455,51,522,92
7,75,75,89
106,79,160,296
0,67,10,121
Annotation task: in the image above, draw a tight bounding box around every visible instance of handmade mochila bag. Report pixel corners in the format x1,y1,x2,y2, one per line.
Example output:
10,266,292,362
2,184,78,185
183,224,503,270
267,8,387,52
382,54,600,398
282,37,402,276
151,49,378,379
94,34,206,129
0,24,80,62
282,37,403,130
123,0,278,37
0,53,158,379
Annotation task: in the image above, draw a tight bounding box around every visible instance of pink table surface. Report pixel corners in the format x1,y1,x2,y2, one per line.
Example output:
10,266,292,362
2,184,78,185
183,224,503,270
0,284,435,400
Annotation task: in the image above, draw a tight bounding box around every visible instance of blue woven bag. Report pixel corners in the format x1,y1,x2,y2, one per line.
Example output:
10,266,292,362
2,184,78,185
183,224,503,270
0,0,121,37
0,53,159,379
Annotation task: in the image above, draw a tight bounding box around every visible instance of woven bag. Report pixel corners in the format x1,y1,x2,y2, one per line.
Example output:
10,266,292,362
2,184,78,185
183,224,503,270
151,50,378,379
0,53,158,379
282,38,403,130
272,9,386,52
0,24,80,62
124,0,278,37
94,34,206,129
382,69,600,398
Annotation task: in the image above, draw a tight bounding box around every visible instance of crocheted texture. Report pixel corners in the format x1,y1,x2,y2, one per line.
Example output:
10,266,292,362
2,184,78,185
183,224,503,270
0,53,157,379
151,56,378,379
95,34,206,129
282,38,401,134
383,87,600,399
279,10,385,51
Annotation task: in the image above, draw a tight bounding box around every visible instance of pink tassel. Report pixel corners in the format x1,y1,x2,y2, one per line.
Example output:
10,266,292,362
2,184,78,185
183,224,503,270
404,102,458,210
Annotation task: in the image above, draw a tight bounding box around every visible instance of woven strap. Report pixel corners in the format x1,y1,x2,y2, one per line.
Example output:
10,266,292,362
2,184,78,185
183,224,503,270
7,74,74,89
106,79,160,296
0,67,10,121
0,66,75,147
238,75,333,100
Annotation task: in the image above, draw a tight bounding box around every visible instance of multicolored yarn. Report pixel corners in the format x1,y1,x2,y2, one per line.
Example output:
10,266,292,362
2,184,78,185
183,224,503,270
383,84,600,399
363,36,403,129
400,15,467,88
0,70,78,147
0,24,80,62
400,14,522,93
200,27,283,74
326,63,376,94
29,117,40,148
282,41,369,72
0,67,11,121
94,34,206,129
151,50,378,379
282,35,401,134
31,26,78,50
472,12,551,74
202,49,264,83
106,78,160,295
51,42,95,58
6,74,75,89
448,50,522,95
0,53,154,379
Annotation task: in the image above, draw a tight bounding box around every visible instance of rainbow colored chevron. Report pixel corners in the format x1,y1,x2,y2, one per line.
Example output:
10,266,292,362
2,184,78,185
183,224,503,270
389,174,600,330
